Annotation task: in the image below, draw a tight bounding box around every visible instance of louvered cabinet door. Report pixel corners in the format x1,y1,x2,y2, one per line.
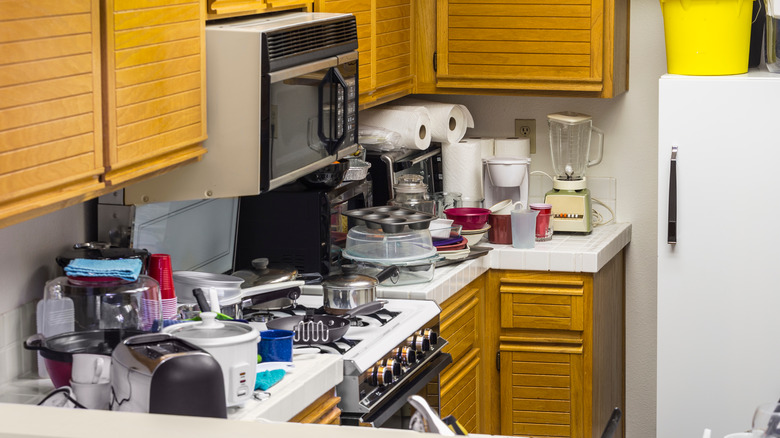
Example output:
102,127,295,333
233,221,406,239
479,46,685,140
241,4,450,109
499,347,585,438
103,0,207,188
316,0,413,108
0,0,105,228
434,0,628,97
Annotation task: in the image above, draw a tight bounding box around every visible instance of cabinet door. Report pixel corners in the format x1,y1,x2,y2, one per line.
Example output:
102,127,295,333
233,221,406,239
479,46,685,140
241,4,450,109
0,0,105,227
499,346,585,438
205,0,310,20
441,351,481,432
103,0,207,188
316,0,413,108
431,0,628,97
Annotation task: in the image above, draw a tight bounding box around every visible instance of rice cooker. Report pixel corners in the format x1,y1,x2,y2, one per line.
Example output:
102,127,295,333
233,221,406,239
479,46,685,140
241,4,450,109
110,333,227,418
163,312,259,407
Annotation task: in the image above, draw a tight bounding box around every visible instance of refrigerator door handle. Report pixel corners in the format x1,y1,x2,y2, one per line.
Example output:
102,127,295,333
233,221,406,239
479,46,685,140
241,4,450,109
668,145,677,244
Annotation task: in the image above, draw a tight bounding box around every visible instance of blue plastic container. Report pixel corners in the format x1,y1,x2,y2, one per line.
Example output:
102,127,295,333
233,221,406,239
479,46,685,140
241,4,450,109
258,329,294,362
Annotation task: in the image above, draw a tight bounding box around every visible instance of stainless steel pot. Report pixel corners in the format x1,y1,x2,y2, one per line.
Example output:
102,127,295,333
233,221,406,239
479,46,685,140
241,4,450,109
322,265,399,314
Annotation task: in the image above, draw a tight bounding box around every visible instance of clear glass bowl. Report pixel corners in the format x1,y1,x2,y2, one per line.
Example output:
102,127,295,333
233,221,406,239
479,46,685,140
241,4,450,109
344,225,435,263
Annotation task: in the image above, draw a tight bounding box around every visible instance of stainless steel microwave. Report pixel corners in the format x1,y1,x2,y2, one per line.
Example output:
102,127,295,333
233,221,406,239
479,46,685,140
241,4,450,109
125,12,359,204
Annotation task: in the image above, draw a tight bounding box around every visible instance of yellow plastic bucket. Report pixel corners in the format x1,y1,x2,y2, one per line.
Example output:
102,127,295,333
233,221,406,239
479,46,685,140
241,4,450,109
660,0,754,75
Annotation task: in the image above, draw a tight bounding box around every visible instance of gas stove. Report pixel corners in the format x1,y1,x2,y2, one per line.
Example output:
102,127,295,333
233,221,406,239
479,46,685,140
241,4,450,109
245,292,451,427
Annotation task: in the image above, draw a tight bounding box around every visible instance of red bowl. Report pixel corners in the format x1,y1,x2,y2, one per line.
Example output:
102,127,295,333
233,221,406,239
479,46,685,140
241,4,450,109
444,207,491,230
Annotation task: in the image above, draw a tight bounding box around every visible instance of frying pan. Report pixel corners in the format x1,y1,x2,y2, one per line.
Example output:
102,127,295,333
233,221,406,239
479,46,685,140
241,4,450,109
266,301,386,344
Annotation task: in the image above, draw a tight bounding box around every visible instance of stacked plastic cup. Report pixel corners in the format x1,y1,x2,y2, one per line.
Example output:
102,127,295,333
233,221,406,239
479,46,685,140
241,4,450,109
148,254,178,320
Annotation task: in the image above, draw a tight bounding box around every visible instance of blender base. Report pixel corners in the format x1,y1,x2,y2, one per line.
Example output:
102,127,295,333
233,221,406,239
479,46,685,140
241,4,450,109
544,188,592,234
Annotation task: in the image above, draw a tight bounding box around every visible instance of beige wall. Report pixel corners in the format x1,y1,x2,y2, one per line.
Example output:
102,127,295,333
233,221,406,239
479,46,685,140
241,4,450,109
0,0,666,435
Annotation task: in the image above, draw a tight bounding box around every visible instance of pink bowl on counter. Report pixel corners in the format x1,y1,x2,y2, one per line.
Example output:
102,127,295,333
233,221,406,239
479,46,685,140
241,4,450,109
444,207,491,230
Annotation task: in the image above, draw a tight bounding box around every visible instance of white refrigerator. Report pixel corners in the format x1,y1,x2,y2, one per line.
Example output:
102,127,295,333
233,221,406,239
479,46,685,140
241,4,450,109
658,72,780,437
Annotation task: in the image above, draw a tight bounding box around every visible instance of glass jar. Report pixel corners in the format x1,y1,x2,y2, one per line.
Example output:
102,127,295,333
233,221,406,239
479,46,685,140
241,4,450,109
389,174,435,214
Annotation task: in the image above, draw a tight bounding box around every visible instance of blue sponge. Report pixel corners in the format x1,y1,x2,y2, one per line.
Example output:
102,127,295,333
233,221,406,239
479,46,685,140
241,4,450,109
255,369,286,391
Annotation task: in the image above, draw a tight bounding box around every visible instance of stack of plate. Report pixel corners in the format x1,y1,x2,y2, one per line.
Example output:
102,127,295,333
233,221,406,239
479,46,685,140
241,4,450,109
433,231,470,261
461,224,491,247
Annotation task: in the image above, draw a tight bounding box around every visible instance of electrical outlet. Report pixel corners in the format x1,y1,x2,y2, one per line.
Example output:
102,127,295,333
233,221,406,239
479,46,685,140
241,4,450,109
514,119,536,154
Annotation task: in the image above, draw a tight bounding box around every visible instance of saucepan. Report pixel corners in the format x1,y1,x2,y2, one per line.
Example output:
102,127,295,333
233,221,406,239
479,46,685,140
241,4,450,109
266,301,386,344
321,265,399,314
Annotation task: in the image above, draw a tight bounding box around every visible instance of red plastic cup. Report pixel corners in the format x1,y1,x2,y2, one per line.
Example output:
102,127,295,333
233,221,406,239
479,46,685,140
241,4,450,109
530,203,553,241
488,214,512,244
148,254,176,300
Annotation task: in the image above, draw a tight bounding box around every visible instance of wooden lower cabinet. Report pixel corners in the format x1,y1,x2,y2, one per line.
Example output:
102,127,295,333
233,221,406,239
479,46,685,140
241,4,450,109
290,389,342,425
490,251,625,438
433,273,488,434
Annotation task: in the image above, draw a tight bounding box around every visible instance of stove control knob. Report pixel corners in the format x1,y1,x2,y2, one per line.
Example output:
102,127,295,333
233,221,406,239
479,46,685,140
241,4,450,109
394,346,416,365
420,328,439,346
383,357,402,377
411,333,431,352
371,365,393,387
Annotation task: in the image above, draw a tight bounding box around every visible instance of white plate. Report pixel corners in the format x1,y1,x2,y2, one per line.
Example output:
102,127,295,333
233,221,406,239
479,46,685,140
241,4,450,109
438,246,471,260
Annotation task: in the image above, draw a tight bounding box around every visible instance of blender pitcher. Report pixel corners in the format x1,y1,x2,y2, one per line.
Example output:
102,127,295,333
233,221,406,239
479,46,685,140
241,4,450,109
548,112,604,181
544,112,604,234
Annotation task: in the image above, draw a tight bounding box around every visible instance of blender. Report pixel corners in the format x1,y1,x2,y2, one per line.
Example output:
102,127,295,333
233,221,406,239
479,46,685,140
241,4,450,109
544,112,604,234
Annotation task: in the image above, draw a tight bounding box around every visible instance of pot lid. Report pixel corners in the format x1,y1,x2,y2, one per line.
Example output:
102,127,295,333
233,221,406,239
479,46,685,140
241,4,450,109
232,258,298,288
56,243,149,270
163,313,257,343
322,265,378,289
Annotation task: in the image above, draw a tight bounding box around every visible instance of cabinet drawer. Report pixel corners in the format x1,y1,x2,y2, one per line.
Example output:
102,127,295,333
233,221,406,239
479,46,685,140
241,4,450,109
441,287,479,364
500,346,584,438
500,276,586,331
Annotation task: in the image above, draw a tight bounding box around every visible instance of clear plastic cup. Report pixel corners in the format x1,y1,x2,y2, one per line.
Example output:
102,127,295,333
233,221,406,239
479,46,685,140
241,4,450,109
510,209,538,249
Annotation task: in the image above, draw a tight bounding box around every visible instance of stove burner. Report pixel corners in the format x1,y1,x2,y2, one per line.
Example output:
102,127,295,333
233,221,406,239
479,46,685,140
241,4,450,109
292,337,358,355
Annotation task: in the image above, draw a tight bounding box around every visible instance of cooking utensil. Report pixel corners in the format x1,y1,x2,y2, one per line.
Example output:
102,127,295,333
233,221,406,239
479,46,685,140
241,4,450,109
24,329,143,388
322,265,399,314
434,246,492,268
600,407,622,438
232,258,299,310
162,312,259,407
266,301,386,344
344,256,439,286
444,207,491,230
172,271,243,306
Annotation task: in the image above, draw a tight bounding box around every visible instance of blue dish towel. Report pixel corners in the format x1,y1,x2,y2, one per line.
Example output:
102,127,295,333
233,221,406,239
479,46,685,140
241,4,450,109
255,369,286,391
64,258,143,282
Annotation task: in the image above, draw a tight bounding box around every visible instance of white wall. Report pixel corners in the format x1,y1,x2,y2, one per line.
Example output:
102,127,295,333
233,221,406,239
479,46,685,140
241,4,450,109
424,1,667,436
0,0,666,435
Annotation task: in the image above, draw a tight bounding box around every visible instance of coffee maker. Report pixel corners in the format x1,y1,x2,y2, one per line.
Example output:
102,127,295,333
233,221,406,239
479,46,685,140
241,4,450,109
482,156,530,210
544,112,604,234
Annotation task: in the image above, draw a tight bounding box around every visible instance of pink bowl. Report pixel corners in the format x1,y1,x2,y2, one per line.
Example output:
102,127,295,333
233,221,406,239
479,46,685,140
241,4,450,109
444,207,491,230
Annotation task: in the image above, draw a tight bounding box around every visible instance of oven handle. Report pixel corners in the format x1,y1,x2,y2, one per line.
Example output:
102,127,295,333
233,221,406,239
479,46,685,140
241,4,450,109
359,352,453,428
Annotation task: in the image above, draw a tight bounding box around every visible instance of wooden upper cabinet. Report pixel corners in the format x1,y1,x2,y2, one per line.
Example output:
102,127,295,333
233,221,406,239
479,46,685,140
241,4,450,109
0,0,105,227
205,0,310,21
316,0,414,108
102,0,207,187
418,0,628,97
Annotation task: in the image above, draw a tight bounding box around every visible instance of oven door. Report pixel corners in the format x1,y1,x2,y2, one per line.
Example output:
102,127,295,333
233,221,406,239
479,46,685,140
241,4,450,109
264,52,359,192
341,351,453,428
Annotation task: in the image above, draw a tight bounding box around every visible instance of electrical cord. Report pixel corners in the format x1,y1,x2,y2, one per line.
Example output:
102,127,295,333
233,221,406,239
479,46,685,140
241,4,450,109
591,197,615,227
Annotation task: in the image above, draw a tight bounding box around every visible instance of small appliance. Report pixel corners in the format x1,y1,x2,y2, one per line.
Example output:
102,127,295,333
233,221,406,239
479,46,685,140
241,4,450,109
110,333,227,418
482,156,530,210
365,146,443,207
544,112,604,234
234,178,372,276
124,12,360,204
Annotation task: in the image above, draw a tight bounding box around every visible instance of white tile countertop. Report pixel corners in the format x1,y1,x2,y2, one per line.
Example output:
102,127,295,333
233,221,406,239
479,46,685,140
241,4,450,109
372,222,631,305
228,352,343,422
0,351,343,424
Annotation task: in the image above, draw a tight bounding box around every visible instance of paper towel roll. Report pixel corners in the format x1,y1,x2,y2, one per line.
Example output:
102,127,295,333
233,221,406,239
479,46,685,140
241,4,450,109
494,137,531,158
442,139,483,202
360,107,432,150
388,98,475,144
467,137,496,159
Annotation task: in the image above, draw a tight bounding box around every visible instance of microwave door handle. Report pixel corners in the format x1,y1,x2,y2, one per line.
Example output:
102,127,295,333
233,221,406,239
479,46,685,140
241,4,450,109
317,68,348,155
326,68,348,155
317,70,332,150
